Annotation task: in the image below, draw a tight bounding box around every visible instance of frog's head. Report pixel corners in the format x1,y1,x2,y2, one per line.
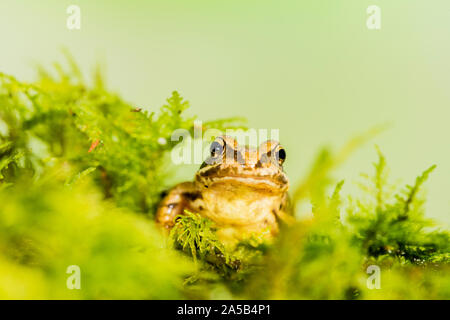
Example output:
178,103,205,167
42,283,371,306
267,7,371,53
195,135,289,193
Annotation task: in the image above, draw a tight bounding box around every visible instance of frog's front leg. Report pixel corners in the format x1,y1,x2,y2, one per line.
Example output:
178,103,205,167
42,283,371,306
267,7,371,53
156,182,202,230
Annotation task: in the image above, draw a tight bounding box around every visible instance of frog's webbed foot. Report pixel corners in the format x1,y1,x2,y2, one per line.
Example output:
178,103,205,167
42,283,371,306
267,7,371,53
156,182,200,230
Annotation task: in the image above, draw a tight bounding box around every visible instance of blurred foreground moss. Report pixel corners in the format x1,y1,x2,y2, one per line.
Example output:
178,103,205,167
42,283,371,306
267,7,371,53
0,173,194,299
0,57,448,299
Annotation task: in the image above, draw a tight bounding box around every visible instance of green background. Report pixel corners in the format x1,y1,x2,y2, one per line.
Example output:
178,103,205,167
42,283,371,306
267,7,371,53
0,0,448,224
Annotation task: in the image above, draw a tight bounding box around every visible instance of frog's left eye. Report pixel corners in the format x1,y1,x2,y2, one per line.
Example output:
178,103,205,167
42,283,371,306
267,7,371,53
275,147,286,165
210,140,225,158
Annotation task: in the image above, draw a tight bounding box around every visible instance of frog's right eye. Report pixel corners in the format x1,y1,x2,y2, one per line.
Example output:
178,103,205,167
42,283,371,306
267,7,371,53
210,140,225,158
275,147,286,165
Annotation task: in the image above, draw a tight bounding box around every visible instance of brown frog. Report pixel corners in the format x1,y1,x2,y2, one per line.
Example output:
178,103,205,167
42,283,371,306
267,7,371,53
156,135,289,243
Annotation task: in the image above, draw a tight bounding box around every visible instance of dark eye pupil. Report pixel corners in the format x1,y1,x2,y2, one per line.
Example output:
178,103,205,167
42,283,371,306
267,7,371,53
210,141,223,157
277,149,286,161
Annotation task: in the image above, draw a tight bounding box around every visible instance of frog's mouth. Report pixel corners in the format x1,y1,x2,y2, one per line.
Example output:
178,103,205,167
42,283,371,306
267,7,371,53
196,169,288,192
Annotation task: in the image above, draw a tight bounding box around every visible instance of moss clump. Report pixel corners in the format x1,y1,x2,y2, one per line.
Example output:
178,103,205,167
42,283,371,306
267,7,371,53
242,151,449,299
0,56,448,299
170,212,267,287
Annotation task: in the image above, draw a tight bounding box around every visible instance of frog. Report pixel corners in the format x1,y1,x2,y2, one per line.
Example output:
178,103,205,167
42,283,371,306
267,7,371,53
156,135,289,243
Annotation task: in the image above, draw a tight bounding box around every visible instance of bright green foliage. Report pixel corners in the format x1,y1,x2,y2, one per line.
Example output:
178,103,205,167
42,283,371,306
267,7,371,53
348,155,448,264
170,211,229,266
0,175,194,299
0,57,448,299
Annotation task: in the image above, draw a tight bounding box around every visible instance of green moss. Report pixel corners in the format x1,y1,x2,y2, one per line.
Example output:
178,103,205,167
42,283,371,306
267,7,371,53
169,211,267,288
0,56,448,299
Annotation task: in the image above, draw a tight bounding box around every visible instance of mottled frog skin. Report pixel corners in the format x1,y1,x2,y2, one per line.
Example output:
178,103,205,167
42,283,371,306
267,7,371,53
156,135,289,242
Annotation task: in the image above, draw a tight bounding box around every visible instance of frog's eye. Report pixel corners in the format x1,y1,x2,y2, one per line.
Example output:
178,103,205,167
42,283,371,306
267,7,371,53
210,140,225,158
275,146,286,166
